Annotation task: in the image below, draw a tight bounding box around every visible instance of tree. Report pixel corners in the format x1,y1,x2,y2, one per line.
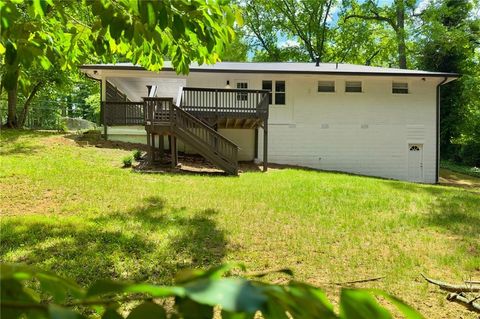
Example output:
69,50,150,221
242,0,337,62
343,0,419,69
0,0,238,128
417,0,480,161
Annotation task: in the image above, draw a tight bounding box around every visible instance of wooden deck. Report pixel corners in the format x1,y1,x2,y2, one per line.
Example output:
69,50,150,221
102,87,270,174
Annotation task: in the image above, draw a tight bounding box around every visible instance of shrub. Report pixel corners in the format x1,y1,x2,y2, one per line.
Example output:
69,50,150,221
122,155,133,167
0,263,424,319
459,142,480,167
132,149,142,161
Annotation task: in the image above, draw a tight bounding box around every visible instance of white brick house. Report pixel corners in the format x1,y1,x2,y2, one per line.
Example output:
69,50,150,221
81,62,457,183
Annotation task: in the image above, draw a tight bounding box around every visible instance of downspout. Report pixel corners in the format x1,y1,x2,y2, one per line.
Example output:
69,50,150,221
436,77,448,183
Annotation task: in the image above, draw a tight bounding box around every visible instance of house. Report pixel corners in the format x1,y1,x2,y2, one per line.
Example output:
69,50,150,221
80,62,457,183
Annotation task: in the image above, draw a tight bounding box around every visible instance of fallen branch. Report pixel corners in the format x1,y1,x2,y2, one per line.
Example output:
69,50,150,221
334,276,385,286
447,293,480,314
465,280,480,285
421,274,480,293
316,276,385,286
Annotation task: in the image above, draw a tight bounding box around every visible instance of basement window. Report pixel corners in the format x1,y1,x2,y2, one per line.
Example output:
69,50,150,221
318,81,335,92
345,81,362,93
392,82,409,94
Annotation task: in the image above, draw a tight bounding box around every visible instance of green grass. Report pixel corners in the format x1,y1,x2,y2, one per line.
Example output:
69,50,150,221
441,159,480,178
1,130,479,318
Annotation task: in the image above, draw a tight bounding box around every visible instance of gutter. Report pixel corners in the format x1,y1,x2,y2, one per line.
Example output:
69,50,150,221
436,76,449,183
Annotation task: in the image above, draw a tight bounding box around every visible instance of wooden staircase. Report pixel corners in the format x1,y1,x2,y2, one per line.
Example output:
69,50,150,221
102,87,269,175
144,97,239,175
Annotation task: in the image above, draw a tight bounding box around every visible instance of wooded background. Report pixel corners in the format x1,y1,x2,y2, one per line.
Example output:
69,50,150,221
1,0,478,166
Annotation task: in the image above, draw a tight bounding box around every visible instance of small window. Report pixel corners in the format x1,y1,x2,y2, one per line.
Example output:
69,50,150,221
409,145,420,151
262,80,273,104
275,80,286,105
345,81,362,93
236,81,248,101
393,82,408,94
318,81,335,92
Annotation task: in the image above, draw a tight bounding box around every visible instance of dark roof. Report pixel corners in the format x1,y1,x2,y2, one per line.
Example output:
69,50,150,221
80,62,459,78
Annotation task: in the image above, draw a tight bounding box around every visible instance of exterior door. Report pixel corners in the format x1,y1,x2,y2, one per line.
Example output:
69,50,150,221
408,144,423,182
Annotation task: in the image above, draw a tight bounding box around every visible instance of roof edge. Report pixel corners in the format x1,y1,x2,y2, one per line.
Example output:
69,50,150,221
79,64,460,78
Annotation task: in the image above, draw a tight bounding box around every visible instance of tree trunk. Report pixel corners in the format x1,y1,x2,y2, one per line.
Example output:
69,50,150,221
6,71,19,128
18,81,43,128
395,0,407,69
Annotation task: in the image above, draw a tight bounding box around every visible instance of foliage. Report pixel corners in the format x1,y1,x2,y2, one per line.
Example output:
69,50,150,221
0,263,424,319
132,150,142,161
0,0,239,127
441,160,480,178
122,155,133,167
242,0,334,62
417,0,480,163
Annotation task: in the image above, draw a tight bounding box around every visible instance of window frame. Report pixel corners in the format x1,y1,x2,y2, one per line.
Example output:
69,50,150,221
274,80,286,105
345,81,363,93
262,80,273,104
235,80,249,101
262,80,286,106
317,80,335,93
392,82,409,94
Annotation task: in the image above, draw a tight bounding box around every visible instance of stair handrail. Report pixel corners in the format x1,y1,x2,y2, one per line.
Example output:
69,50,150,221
173,104,239,150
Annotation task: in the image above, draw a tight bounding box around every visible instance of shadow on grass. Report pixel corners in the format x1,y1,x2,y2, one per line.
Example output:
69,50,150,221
0,129,54,155
382,180,480,243
0,196,227,285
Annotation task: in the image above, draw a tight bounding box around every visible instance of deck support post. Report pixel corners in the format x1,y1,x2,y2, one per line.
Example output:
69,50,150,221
146,132,152,163
151,133,156,162
263,119,268,172
171,136,178,168
101,77,107,140
158,135,165,160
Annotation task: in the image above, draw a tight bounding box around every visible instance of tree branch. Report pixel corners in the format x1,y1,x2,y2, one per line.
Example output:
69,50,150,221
422,274,480,293
447,293,480,314
18,80,44,127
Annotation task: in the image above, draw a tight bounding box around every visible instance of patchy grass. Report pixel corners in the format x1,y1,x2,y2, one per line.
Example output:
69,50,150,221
1,130,479,318
441,160,480,178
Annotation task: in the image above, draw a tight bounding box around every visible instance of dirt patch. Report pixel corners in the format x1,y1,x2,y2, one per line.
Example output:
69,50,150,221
0,178,64,216
132,154,264,176
64,132,148,152
439,168,480,192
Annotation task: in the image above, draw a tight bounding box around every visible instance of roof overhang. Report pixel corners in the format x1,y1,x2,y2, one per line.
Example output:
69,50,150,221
80,62,459,84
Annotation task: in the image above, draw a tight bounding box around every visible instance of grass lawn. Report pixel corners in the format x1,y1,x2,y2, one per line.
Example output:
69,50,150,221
1,130,479,318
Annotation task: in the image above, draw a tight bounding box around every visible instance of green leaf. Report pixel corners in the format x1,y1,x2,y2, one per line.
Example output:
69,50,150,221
340,289,392,319
176,264,244,284
48,304,84,319
370,290,424,319
102,308,124,319
86,280,185,298
32,0,46,17
126,302,166,319
176,297,213,319
0,42,5,54
184,278,267,313
221,310,255,319
172,16,185,38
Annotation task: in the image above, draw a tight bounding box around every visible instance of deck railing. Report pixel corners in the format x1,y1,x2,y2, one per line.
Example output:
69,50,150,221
144,97,238,174
179,87,270,119
103,101,143,125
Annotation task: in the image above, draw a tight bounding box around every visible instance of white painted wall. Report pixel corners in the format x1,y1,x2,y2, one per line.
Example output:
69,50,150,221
105,126,255,161
98,69,443,183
